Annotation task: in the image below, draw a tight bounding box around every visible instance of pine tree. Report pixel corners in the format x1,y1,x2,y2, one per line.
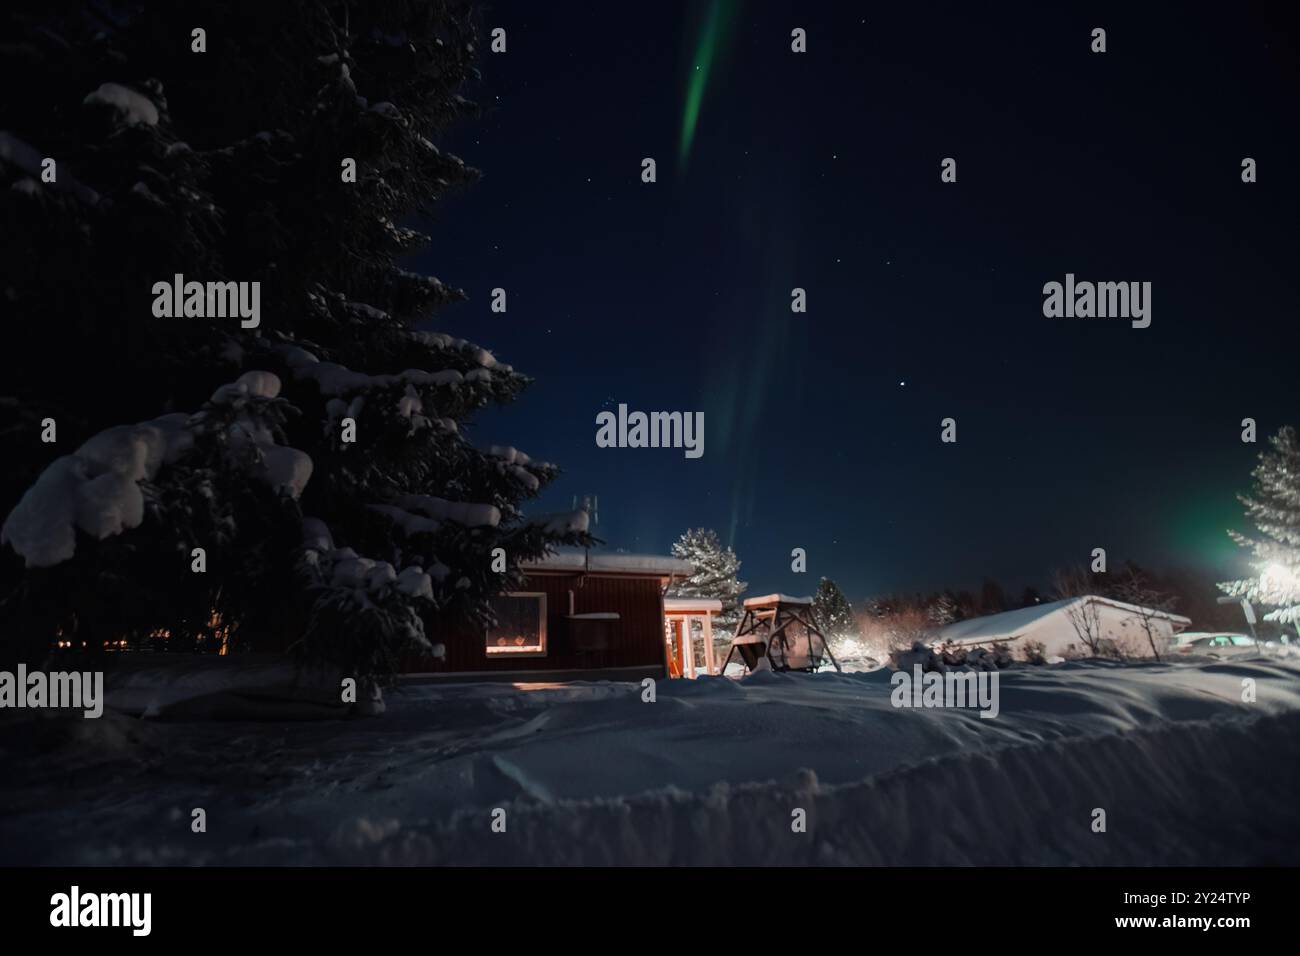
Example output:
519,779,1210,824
1220,425,1300,627
0,2,589,676
667,528,746,635
813,577,857,638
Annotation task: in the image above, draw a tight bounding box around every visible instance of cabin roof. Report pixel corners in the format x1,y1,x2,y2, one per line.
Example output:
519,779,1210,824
522,547,694,577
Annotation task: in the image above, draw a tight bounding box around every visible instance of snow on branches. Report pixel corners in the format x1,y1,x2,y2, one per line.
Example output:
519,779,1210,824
667,528,747,634
2,371,309,568
297,517,442,677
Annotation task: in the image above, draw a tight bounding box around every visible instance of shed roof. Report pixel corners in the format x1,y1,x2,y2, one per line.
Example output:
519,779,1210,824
932,595,1192,645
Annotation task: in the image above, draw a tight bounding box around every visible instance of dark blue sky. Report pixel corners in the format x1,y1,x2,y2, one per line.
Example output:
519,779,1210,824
414,1,1299,602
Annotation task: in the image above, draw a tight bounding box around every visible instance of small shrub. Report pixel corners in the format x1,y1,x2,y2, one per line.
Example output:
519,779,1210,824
1021,639,1048,665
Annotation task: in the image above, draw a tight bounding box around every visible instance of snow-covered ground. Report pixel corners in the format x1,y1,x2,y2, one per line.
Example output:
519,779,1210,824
1,657,1298,865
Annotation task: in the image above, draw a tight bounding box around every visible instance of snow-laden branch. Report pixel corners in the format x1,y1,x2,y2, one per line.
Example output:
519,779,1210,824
1,371,311,568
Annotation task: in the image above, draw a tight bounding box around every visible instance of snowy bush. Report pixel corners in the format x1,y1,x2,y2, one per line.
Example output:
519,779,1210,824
918,641,1015,672
1021,639,1048,665
890,641,945,673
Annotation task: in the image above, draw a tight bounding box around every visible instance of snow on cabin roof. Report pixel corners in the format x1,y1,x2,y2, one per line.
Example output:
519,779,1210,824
521,548,694,577
743,593,813,607
664,597,723,613
933,595,1192,645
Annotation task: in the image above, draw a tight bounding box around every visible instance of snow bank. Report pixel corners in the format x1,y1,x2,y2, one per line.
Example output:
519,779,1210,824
347,708,1300,866
100,657,350,720
4,658,1299,865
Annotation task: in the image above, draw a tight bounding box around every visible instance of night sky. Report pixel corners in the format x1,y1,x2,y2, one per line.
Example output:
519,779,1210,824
414,2,1299,601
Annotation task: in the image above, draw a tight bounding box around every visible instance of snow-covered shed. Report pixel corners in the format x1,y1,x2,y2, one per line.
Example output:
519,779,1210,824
405,548,694,681
930,595,1192,659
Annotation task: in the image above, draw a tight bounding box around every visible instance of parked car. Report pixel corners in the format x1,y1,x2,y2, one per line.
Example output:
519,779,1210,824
1171,632,1272,657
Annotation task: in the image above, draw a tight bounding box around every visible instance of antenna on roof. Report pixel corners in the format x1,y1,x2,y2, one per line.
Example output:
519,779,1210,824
572,494,599,576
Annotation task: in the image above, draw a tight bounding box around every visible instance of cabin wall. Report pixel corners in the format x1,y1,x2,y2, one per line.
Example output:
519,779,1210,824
405,572,668,678
1033,605,1182,658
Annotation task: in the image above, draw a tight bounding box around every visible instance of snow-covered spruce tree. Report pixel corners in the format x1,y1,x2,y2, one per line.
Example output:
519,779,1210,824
666,528,747,637
0,1,589,677
1220,425,1300,629
812,577,857,639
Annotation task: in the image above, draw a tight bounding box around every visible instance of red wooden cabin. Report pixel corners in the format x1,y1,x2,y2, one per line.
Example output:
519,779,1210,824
403,550,694,682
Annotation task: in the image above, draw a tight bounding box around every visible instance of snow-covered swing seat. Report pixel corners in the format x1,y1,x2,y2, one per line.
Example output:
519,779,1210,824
721,594,841,674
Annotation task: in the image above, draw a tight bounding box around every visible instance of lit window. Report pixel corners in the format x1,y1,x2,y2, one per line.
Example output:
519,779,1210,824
486,592,547,656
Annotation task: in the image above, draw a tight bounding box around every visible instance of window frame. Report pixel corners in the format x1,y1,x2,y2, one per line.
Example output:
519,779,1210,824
485,591,548,658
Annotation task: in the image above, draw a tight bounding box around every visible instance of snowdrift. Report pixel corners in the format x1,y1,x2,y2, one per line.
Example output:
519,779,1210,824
332,708,1300,866
1,658,1298,865
101,655,350,720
